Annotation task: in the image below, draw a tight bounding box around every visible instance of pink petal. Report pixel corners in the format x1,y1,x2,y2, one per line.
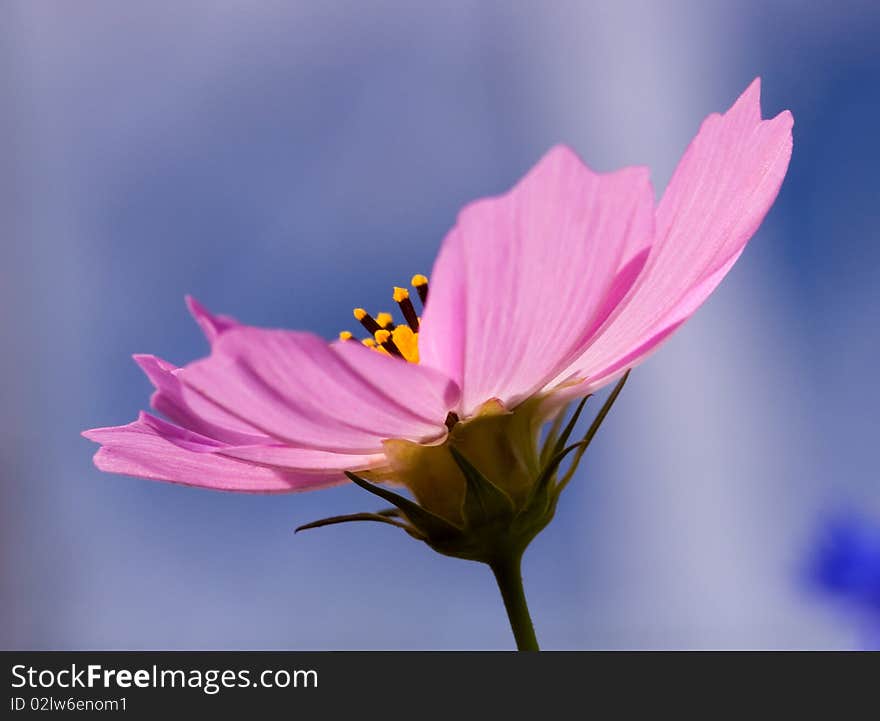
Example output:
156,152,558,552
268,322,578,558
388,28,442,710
185,295,241,342
83,413,357,493
179,326,458,452
419,145,654,416
331,338,461,421
219,444,385,470
135,354,271,445
553,79,793,396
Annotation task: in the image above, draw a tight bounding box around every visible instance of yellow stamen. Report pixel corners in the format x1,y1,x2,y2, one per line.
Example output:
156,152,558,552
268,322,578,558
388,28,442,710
346,276,425,363
354,308,382,334
374,328,403,358
395,286,420,332
376,312,394,329
392,326,420,364
412,274,429,304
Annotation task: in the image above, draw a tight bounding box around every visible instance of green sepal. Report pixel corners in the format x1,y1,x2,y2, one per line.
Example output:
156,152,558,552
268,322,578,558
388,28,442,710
525,438,592,509
344,471,464,541
555,371,629,493
526,372,631,511
539,404,568,466
313,374,631,565
450,446,515,530
545,395,591,464
375,508,405,518
295,511,425,539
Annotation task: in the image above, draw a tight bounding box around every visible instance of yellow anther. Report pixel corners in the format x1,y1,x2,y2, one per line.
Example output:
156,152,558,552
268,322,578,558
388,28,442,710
412,275,428,305
376,312,394,328
348,275,423,362
392,326,411,341
395,286,419,332
392,326,420,364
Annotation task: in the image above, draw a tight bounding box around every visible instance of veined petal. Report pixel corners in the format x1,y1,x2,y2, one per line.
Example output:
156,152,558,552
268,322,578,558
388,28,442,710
577,256,737,394
419,145,654,416
219,444,386,470
135,354,271,445
83,413,358,493
179,326,458,452
330,338,461,422
186,295,241,343
552,79,793,396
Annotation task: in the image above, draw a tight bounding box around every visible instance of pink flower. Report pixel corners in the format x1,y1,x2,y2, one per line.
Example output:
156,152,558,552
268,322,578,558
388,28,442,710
84,79,792,513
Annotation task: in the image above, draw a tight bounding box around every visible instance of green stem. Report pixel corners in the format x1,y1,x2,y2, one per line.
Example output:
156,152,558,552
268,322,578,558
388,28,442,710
489,553,539,651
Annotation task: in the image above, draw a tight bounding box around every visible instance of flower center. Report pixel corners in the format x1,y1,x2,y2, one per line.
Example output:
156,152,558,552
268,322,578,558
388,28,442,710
339,274,428,364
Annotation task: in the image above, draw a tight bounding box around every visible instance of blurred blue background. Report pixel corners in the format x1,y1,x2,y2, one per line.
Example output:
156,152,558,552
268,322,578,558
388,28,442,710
3,0,879,649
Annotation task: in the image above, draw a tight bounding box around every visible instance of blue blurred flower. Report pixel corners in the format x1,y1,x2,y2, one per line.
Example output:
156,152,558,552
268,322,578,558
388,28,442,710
810,515,880,648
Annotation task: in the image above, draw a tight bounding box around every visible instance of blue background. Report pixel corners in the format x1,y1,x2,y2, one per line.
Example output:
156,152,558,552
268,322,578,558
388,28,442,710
2,0,878,649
